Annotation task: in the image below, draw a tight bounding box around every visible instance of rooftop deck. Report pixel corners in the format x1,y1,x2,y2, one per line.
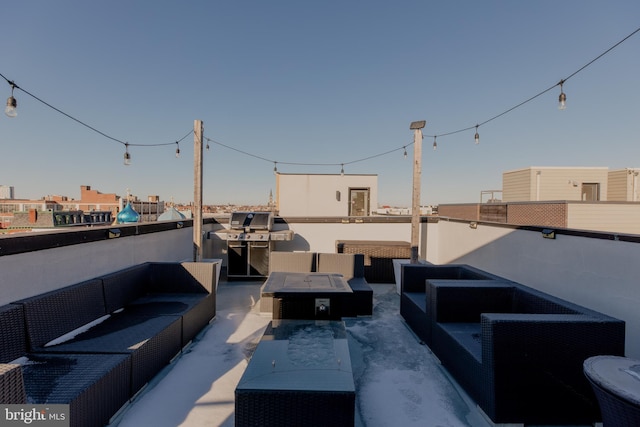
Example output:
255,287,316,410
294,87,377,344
2,214,639,426
109,273,491,427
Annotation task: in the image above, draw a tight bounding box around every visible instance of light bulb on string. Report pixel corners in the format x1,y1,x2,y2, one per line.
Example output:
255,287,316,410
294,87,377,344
558,80,567,110
273,162,278,175
403,146,407,159
175,142,180,158
340,164,345,176
5,82,17,118
205,141,210,150
474,125,480,145
123,143,131,166
433,136,437,151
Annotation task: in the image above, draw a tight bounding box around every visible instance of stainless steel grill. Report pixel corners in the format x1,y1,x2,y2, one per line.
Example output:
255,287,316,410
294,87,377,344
219,212,293,279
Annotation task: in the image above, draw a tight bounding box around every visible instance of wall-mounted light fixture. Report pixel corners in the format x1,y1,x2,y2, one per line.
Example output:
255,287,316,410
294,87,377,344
469,222,478,229
176,221,184,229
541,229,556,239
108,228,121,239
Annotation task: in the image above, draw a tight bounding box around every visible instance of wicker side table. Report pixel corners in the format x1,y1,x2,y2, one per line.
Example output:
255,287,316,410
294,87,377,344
584,355,640,426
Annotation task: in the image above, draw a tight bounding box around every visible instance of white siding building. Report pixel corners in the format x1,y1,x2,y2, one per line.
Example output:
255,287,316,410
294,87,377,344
608,168,640,202
276,173,378,217
502,167,609,202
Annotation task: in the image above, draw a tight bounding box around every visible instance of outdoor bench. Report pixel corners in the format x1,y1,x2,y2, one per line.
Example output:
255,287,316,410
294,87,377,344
0,261,218,427
261,252,372,317
400,263,626,425
336,239,411,283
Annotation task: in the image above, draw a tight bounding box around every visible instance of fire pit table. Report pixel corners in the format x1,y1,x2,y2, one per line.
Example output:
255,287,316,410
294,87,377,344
235,319,355,427
261,272,352,320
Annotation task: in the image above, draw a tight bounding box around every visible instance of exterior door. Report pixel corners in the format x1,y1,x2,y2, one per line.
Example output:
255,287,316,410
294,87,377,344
349,188,370,216
582,183,600,201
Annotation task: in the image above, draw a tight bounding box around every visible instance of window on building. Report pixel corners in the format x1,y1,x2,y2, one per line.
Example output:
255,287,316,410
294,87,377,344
0,204,19,213
349,188,370,216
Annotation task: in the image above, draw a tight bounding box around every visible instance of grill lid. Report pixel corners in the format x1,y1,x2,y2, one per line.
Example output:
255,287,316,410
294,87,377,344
229,212,273,231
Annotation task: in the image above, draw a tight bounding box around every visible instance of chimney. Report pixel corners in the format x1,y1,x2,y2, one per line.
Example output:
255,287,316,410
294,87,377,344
29,209,38,223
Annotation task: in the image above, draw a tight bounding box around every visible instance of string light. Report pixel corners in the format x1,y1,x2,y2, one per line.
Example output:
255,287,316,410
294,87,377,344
558,80,567,110
432,136,437,151
175,141,180,158
124,143,131,166
273,161,278,174
5,81,17,118
0,72,191,161
340,164,345,176
403,146,407,159
0,26,637,170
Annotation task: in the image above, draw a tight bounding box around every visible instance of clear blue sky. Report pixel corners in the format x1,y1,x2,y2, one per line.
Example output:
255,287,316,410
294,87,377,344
2,1,639,206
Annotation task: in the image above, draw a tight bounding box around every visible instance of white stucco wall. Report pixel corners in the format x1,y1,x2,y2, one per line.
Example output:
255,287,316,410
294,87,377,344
276,173,378,216
0,226,192,305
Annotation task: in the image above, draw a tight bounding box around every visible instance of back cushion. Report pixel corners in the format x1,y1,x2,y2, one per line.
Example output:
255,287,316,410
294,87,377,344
0,304,27,362
17,279,106,350
269,252,316,273
101,264,151,312
317,253,363,280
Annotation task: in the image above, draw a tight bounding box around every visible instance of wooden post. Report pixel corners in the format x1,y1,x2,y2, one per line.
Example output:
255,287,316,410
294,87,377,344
193,120,204,262
410,121,426,264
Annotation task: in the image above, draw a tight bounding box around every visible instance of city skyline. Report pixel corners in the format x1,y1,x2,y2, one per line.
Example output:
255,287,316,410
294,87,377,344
1,2,639,206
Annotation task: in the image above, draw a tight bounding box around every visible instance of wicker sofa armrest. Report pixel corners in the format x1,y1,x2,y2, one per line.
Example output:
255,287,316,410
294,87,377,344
148,262,217,294
428,281,514,323
480,313,626,424
0,364,27,404
1,304,27,363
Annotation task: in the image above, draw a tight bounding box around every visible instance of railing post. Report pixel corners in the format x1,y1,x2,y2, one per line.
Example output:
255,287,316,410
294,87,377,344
410,120,426,264
193,119,204,262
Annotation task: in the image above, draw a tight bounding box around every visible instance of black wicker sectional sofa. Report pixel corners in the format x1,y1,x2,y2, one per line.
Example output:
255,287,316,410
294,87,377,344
0,261,217,427
400,263,626,425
